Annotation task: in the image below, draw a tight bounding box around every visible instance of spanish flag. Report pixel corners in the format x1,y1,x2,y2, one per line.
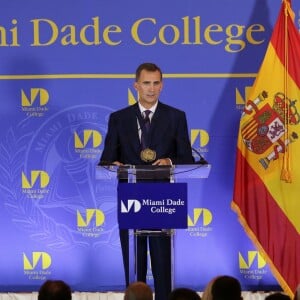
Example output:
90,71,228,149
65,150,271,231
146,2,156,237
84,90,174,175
232,0,300,297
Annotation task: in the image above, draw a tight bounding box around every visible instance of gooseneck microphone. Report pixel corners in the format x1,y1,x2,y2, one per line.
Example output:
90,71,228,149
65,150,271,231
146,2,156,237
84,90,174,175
192,148,208,165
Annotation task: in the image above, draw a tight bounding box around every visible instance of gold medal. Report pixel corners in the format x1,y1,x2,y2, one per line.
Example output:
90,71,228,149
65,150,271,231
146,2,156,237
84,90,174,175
140,148,156,163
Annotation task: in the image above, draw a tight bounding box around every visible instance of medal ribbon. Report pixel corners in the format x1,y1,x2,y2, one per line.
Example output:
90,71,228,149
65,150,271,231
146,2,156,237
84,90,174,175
140,110,151,149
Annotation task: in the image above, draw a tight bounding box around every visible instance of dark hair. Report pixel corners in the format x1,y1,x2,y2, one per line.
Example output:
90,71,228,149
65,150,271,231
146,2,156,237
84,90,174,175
211,276,242,300
265,292,291,300
135,63,163,81
168,287,201,300
38,280,72,300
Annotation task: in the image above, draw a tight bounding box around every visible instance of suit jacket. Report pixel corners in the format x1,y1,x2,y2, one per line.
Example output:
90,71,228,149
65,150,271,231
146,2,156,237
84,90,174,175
100,101,194,165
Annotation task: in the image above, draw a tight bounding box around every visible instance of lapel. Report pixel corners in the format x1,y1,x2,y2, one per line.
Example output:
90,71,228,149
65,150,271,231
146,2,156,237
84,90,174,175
129,103,143,150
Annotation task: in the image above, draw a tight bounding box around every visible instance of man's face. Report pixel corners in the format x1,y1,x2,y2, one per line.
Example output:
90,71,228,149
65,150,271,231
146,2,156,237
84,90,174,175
134,70,163,108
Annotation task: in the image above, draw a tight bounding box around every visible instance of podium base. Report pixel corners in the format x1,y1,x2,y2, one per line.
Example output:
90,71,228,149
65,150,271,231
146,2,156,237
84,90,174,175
128,229,175,288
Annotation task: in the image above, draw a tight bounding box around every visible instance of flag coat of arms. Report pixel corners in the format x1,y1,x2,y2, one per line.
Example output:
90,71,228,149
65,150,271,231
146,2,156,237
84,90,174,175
232,0,300,297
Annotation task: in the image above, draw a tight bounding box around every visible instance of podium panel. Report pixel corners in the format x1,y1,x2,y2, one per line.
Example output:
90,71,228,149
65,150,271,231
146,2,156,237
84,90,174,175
117,182,188,229
96,164,211,287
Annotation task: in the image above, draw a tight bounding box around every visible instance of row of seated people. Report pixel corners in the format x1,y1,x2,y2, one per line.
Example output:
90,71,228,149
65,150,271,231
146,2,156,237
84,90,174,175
37,276,299,300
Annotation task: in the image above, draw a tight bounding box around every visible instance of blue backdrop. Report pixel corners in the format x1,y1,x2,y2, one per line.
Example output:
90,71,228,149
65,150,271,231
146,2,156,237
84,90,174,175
1,0,299,293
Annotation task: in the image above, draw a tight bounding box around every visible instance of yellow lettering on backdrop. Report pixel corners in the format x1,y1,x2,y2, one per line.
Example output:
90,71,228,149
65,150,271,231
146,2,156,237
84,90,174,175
225,25,246,51
246,24,265,45
204,24,223,45
27,15,265,51
0,19,20,46
131,15,265,52
159,24,180,45
30,17,122,46
31,18,59,46
131,18,156,45
61,24,78,46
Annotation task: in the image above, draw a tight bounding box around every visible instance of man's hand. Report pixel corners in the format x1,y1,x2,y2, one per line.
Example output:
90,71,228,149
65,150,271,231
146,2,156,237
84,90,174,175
152,158,172,166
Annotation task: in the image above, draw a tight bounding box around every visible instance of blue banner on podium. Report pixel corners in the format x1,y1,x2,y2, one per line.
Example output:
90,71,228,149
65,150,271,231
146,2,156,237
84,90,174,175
117,182,187,229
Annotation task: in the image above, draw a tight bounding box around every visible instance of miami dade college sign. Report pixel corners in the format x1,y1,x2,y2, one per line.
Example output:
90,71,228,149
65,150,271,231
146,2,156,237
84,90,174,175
117,182,187,229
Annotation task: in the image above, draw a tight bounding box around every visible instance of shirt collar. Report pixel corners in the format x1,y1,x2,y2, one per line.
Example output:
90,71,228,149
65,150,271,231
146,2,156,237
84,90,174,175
138,101,158,115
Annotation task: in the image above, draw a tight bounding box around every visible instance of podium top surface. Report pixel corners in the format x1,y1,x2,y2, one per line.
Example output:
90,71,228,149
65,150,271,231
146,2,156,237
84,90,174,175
95,164,211,181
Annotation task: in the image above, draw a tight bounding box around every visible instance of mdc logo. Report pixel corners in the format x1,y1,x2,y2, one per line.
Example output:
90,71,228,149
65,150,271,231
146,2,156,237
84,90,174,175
21,88,49,106
190,129,209,148
22,170,50,189
121,199,141,213
239,251,267,269
23,252,51,270
188,208,212,226
77,209,105,227
128,88,137,105
74,130,102,148
236,86,252,106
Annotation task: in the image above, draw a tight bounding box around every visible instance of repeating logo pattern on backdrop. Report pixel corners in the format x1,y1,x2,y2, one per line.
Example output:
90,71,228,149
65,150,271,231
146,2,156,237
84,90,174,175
239,250,268,281
186,207,213,237
23,251,52,280
21,88,49,117
22,170,50,199
0,91,118,254
74,129,102,159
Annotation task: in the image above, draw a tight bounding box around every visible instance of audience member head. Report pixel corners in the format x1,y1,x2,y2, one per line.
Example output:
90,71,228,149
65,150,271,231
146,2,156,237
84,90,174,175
202,275,242,300
124,281,153,300
38,280,72,300
211,275,242,300
168,287,201,300
202,276,220,300
265,292,291,300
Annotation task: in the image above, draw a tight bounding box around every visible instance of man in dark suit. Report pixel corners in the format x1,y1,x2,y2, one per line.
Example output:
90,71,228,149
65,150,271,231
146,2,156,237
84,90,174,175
100,62,194,300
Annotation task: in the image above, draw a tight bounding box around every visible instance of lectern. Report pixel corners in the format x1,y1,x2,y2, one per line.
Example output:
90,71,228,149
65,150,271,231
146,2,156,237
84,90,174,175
95,164,211,285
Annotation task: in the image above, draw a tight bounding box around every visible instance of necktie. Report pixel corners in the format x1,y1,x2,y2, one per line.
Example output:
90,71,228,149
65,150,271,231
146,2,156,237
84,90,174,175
141,110,151,149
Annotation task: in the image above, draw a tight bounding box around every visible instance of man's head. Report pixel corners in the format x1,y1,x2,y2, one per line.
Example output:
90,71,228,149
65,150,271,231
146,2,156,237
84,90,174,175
135,63,163,82
124,281,153,300
265,292,291,300
211,276,242,300
168,287,201,300
134,63,163,109
38,280,72,300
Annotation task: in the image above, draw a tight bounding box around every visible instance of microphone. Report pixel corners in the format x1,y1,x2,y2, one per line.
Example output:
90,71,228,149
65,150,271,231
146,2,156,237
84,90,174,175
192,148,208,165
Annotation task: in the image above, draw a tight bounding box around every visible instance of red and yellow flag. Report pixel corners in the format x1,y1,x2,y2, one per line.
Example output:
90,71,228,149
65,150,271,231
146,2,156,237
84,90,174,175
232,0,300,297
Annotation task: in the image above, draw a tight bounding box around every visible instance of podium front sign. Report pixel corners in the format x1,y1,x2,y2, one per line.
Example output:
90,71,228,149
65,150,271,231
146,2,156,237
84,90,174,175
117,182,187,229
